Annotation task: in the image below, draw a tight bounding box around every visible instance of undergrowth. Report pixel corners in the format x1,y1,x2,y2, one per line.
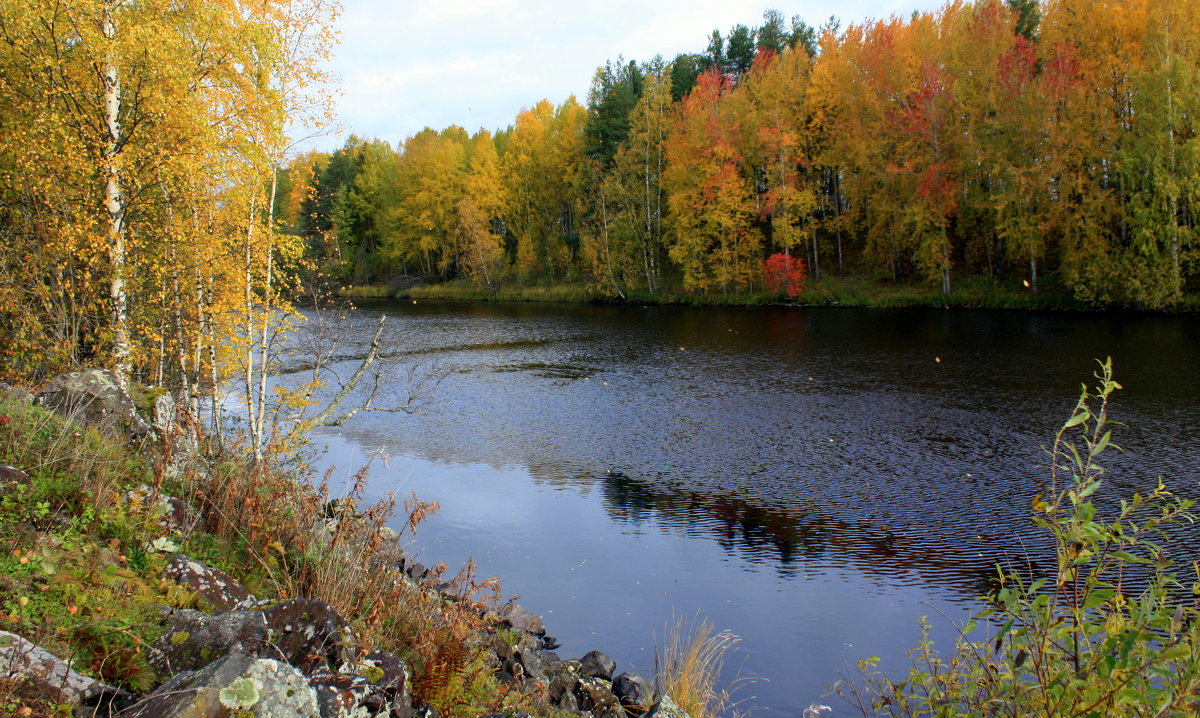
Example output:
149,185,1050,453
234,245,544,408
0,392,539,716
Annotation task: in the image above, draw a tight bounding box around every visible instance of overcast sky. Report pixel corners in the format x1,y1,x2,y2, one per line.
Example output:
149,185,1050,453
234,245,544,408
311,0,946,152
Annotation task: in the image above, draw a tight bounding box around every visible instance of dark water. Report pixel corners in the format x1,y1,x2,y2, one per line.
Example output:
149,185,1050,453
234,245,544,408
299,302,1200,715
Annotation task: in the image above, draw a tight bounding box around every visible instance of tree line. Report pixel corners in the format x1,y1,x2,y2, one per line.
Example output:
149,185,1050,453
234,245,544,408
282,0,1199,307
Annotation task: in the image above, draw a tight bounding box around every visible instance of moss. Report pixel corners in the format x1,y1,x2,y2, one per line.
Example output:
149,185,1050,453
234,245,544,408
356,664,386,684
168,630,190,645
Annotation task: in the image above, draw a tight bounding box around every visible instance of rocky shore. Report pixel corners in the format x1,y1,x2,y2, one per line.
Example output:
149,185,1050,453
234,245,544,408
0,370,693,718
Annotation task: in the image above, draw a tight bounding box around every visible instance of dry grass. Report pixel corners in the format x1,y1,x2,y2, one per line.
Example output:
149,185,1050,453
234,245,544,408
187,449,526,716
655,614,745,718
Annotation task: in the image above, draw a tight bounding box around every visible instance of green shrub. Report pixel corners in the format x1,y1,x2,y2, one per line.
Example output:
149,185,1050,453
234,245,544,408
841,358,1200,716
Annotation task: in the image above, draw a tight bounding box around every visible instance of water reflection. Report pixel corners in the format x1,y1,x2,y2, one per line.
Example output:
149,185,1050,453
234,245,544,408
296,302,1200,715
599,471,1007,596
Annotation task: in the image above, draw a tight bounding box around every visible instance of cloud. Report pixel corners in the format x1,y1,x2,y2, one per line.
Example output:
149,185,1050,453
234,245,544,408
308,0,946,152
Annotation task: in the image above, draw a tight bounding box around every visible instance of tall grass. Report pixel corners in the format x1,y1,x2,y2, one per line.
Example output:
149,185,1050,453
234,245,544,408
654,614,745,718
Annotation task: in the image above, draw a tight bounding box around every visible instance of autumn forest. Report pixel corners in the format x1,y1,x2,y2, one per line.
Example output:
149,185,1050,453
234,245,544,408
2,0,1199,390
281,0,1200,310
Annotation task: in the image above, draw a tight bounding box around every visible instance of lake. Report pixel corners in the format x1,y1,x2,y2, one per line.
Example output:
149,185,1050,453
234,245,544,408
296,301,1200,715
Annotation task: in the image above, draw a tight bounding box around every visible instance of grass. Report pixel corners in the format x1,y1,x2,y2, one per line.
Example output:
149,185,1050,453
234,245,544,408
0,391,538,717
654,614,746,718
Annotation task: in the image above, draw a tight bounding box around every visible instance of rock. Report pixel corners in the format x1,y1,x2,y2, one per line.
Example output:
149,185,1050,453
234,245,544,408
0,381,35,404
36,368,152,437
0,631,129,706
126,486,201,536
575,675,621,716
309,668,383,717
547,670,580,712
497,602,545,636
579,649,616,681
359,649,412,693
260,598,355,675
151,391,176,436
307,652,413,718
646,694,691,718
321,497,361,519
0,463,31,496
613,672,654,716
148,608,268,675
164,554,253,612
119,653,320,717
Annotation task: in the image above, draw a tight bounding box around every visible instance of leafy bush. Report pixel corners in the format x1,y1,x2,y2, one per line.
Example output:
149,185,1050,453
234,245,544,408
762,253,807,298
840,359,1200,716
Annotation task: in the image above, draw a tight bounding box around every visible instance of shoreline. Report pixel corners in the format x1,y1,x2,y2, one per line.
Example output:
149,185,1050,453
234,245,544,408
337,277,1200,314
0,374,694,717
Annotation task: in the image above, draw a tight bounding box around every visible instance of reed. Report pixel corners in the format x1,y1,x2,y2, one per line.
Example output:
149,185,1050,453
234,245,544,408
654,614,744,718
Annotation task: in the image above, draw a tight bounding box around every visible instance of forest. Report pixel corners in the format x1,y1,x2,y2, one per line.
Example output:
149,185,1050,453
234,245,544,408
279,0,1200,309
1,0,1198,388
0,0,337,392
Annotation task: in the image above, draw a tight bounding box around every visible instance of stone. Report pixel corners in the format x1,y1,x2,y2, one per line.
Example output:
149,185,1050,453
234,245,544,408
148,608,268,675
547,673,580,712
646,695,691,718
309,668,381,717
579,649,616,680
118,653,320,717
151,391,176,436
496,602,545,636
613,672,654,715
260,598,355,675
575,675,621,716
0,382,35,404
307,652,413,718
0,464,31,496
164,554,253,612
359,649,411,692
0,631,128,706
36,368,151,437
126,486,201,536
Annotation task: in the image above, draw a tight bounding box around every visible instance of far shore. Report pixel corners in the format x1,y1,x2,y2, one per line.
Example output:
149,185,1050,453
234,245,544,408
336,275,1200,313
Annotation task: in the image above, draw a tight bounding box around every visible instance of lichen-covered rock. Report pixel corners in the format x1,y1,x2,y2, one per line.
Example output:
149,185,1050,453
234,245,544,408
546,665,581,713
579,649,616,681
148,608,268,675
496,602,545,636
309,668,379,717
126,486,201,536
0,463,31,496
309,651,413,718
0,631,129,706
613,672,654,716
151,391,176,436
575,675,621,717
260,598,355,675
359,649,411,694
36,368,151,437
119,653,320,717
164,554,253,612
646,695,692,718
0,382,34,404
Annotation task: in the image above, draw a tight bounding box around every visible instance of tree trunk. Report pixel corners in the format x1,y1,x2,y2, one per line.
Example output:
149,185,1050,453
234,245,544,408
102,3,130,383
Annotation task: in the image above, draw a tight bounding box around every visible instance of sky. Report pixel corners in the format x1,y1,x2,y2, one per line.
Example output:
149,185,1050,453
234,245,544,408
311,0,947,152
